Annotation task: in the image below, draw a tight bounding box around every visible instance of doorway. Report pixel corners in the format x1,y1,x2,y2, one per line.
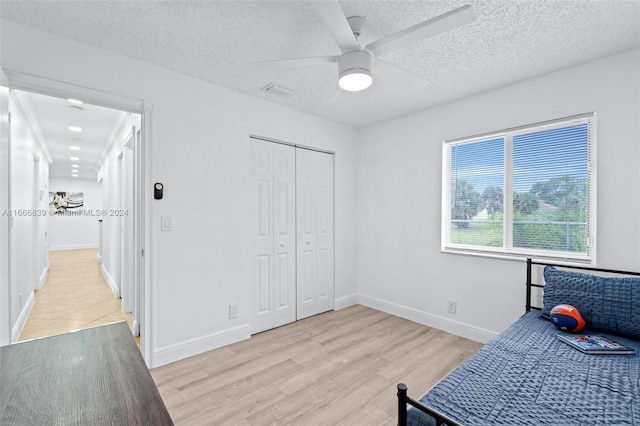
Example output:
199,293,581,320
18,248,132,341
249,136,335,334
0,71,151,362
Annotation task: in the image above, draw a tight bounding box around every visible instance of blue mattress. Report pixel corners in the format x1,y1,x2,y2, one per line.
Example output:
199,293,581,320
408,311,640,425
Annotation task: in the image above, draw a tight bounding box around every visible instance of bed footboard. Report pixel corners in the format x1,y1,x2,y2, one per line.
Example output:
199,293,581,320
397,384,461,426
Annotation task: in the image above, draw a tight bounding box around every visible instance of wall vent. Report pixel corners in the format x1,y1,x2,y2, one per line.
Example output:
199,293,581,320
261,83,295,99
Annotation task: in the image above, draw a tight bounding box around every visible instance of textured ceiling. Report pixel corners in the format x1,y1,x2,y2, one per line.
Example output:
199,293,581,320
1,1,639,128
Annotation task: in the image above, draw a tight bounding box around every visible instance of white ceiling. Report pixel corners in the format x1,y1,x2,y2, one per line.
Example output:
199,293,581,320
1,1,639,128
16,90,128,180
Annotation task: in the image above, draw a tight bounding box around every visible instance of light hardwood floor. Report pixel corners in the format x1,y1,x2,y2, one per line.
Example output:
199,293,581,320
18,248,133,342
151,305,482,425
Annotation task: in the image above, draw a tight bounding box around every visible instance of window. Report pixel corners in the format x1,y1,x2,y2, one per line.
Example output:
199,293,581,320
442,113,595,262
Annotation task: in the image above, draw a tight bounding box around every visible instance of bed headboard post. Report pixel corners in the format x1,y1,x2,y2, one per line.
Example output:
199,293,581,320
526,258,533,312
397,383,408,426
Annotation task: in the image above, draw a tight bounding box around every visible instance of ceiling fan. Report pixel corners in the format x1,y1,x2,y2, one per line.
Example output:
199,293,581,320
253,2,475,93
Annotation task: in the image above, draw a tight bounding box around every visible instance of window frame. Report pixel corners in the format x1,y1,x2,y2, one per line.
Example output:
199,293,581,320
441,113,597,264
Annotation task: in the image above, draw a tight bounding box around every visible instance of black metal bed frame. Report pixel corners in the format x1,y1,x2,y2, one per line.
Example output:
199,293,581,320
397,257,640,426
525,258,640,311
397,383,461,426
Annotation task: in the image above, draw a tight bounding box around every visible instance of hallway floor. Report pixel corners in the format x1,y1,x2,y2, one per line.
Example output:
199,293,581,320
18,248,133,342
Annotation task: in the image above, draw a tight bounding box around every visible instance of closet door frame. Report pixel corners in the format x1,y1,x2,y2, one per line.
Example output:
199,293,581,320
249,135,335,333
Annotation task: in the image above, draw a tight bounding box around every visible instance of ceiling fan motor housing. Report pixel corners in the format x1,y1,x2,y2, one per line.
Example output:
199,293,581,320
338,50,373,82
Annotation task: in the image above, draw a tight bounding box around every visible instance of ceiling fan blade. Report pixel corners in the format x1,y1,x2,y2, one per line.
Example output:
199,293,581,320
309,1,360,53
366,4,475,57
375,59,430,87
323,77,342,103
252,55,340,71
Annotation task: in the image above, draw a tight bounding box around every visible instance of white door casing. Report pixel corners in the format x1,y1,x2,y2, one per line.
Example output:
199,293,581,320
32,154,40,291
296,148,334,320
0,79,11,346
115,151,123,299
121,129,135,314
132,128,142,336
0,71,151,364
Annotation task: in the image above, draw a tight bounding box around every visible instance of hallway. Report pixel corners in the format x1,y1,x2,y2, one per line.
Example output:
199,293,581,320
18,249,132,341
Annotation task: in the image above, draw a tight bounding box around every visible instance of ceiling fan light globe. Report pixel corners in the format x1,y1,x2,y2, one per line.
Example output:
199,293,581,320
339,70,372,91
338,50,374,92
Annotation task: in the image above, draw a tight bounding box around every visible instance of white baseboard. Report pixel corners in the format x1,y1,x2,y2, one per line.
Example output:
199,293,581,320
96,253,102,264
49,244,98,251
149,296,494,368
12,291,35,342
357,294,497,344
37,266,49,290
334,294,358,310
101,264,120,298
152,324,251,368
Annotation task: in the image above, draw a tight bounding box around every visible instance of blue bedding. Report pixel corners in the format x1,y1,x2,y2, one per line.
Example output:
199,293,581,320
408,311,640,425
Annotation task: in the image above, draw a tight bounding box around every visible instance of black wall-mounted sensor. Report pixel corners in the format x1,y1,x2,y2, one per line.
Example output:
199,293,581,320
154,183,164,200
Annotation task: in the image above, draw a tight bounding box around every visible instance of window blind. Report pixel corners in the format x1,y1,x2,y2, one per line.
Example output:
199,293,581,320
443,113,594,261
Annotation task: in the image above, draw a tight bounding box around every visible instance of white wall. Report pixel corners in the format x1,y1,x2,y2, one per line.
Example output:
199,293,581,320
0,20,358,366
356,48,640,341
8,93,49,341
48,177,102,250
7,17,634,364
99,114,139,301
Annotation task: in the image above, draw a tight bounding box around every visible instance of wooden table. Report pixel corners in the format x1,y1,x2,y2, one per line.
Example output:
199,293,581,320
0,322,173,425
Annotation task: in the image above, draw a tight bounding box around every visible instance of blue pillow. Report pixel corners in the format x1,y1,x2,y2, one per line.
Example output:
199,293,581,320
542,266,640,340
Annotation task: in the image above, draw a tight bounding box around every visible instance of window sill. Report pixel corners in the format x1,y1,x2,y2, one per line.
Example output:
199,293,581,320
441,247,595,267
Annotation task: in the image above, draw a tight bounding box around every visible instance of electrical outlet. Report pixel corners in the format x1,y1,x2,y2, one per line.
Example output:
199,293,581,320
229,304,238,319
447,300,457,314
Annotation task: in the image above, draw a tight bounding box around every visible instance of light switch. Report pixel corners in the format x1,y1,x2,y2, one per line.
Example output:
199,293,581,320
161,216,172,231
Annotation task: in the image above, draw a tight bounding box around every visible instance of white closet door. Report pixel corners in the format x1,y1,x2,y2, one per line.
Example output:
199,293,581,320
250,139,296,333
250,139,275,333
272,143,296,328
296,148,334,320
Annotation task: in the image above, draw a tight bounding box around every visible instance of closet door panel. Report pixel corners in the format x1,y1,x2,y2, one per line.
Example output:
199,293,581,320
315,154,334,314
251,139,334,330
250,139,274,333
296,148,334,320
272,143,296,328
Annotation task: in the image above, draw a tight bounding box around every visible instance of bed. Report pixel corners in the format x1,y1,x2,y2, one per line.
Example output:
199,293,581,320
397,259,640,426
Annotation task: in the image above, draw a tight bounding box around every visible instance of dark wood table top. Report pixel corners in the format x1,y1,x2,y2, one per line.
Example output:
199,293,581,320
0,322,173,425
